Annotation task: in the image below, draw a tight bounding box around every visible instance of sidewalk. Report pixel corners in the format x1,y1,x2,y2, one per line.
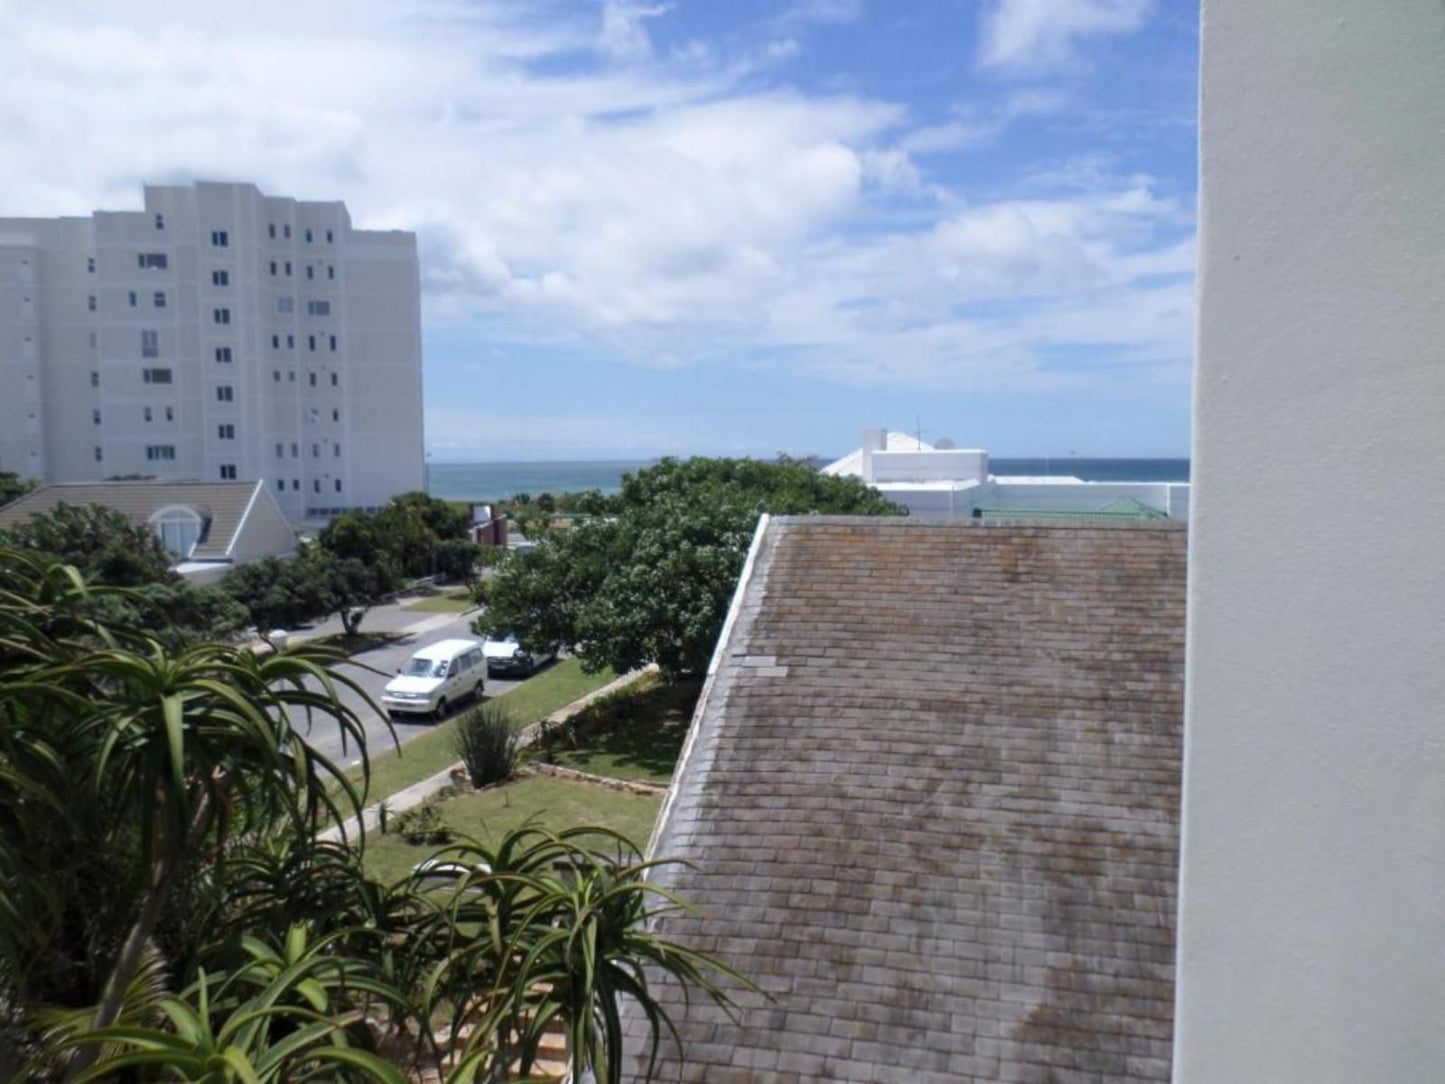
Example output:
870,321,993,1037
320,665,657,843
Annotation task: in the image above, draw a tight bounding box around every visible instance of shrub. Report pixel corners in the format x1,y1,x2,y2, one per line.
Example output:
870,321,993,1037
392,803,452,846
453,701,518,787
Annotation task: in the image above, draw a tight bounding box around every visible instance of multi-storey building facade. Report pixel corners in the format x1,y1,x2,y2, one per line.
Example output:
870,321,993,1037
0,182,423,520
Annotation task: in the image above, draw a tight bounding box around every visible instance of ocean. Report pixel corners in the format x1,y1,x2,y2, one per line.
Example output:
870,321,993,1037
426,457,1191,502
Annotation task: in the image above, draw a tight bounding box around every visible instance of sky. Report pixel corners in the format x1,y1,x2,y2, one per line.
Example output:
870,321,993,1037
0,0,1199,460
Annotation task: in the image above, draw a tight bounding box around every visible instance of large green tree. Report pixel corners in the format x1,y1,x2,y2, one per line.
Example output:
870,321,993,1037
220,555,335,639
477,457,903,677
0,502,174,587
0,548,745,1082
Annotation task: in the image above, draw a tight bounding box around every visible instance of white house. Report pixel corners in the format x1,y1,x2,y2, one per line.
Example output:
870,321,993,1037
0,181,424,521
0,479,296,585
824,428,1189,520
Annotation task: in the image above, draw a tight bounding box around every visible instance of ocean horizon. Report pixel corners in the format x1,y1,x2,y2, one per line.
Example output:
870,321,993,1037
426,457,1191,502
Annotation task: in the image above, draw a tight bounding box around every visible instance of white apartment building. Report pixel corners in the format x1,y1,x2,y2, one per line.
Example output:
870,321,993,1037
0,181,423,520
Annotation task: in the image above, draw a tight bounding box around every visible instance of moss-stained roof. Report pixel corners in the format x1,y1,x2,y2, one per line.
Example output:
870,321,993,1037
623,517,1187,1083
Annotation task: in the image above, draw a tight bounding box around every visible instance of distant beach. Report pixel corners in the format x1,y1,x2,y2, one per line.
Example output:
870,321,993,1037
426,457,1190,503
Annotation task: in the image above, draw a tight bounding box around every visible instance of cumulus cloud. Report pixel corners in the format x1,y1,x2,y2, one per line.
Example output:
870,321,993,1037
0,0,1190,398
979,0,1153,73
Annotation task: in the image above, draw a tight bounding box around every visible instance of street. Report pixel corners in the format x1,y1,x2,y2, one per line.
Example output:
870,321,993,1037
280,598,530,769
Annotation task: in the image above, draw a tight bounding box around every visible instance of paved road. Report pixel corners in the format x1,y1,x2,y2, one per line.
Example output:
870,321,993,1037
279,600,530,770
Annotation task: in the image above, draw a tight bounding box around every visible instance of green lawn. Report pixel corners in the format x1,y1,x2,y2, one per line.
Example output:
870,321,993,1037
402,589,475,613
538,675,700,783
360,775,661,883
352,658,617,804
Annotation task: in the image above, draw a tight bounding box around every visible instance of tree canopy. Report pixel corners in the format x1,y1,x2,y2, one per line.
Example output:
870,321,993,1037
477,457,903,677
0,472,36,508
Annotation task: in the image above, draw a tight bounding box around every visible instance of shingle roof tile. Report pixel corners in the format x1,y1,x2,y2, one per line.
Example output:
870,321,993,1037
624,517,1186,1083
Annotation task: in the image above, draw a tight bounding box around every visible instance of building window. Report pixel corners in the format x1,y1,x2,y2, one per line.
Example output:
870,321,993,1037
165,406,174,422
215,346,232,363
306,300,331,316
269,261,277,276
331,408,340,422
286,334,294,349
145,444,176,461
142,367,172,384
87,256,95,273
276,479,284,491
312,443,319,457
153,291,166,308
212,269,229,286
288,371,296,382
309,372,317,387
307,228,315,243
213,308,230,325
151,507,201,557
329,335,337,351
91,371,99,387
210,230,229,247
334,478,342,492
268,224,276,239
94,446,103,462
216,385,233,403
154,213,164,230
275,442,283,457
313,479,321,493
325,229,334,243
327,265,335,280
308,408,319,423
218,423,235,439
290,443,298,457
271,334,280,349
330,372,338,386
283,224,291,239
308,335,316,352
277,296,294,314
306,264,314,280
284,261,292,276
273,370,280,382
128,291,137,308
88,295,96,311
291,479,299,491
92,409,101,425
220,464,237,480
138,252,168,269
145,406,153,422
141,329,159,357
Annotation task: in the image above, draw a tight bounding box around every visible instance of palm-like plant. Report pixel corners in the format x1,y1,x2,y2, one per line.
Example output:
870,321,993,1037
60,924,408,1084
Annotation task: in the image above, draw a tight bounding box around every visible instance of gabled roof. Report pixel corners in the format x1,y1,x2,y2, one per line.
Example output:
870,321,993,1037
624,516,1187,1083
821,431,933,476
0,480,267,560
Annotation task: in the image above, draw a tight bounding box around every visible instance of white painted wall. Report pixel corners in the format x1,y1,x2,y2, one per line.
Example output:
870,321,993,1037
1176,3,1445,1081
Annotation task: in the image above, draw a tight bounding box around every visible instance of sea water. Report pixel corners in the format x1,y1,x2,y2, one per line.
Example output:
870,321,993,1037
426,458,1190,502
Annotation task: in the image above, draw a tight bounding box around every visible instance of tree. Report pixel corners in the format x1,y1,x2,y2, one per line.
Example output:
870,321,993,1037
435,536,482,583
0,547,746,1082
314,549,401,636
0,472,35,507
0,502,174,586
221,555,334,639
479,457,903,677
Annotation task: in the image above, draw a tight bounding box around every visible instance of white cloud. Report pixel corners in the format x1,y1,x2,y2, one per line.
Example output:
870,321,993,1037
773,0,864,30
979,0,1152,73
0,0,1191,403
598,1,671,64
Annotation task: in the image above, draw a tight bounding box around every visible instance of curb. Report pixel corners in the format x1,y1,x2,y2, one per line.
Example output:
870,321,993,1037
320,664,658,843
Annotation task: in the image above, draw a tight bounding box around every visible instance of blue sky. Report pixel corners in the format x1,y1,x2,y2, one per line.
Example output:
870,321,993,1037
1,0,1199,460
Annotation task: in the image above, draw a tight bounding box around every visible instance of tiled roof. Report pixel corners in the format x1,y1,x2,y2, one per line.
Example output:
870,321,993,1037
0,480,262,559
624,516,1187,1083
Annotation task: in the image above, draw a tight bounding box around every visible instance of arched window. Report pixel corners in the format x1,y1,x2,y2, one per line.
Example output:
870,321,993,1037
149,505,204,559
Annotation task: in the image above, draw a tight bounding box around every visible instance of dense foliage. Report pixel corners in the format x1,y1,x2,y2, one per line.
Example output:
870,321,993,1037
0,472,37,507
0,547,746,1081
478,457,904,676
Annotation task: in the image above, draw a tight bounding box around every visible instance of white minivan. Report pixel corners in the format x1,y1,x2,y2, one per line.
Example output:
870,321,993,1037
381,639,485,719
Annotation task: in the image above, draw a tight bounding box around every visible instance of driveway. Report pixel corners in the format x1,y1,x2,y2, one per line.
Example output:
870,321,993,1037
276,599,530,769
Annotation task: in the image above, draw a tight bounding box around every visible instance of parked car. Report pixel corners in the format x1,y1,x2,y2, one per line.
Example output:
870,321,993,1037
482,633,555,678
381,638,485,719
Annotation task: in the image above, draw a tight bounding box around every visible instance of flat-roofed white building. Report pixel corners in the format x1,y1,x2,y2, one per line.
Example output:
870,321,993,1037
824,428,1190,520
0,181,423,520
